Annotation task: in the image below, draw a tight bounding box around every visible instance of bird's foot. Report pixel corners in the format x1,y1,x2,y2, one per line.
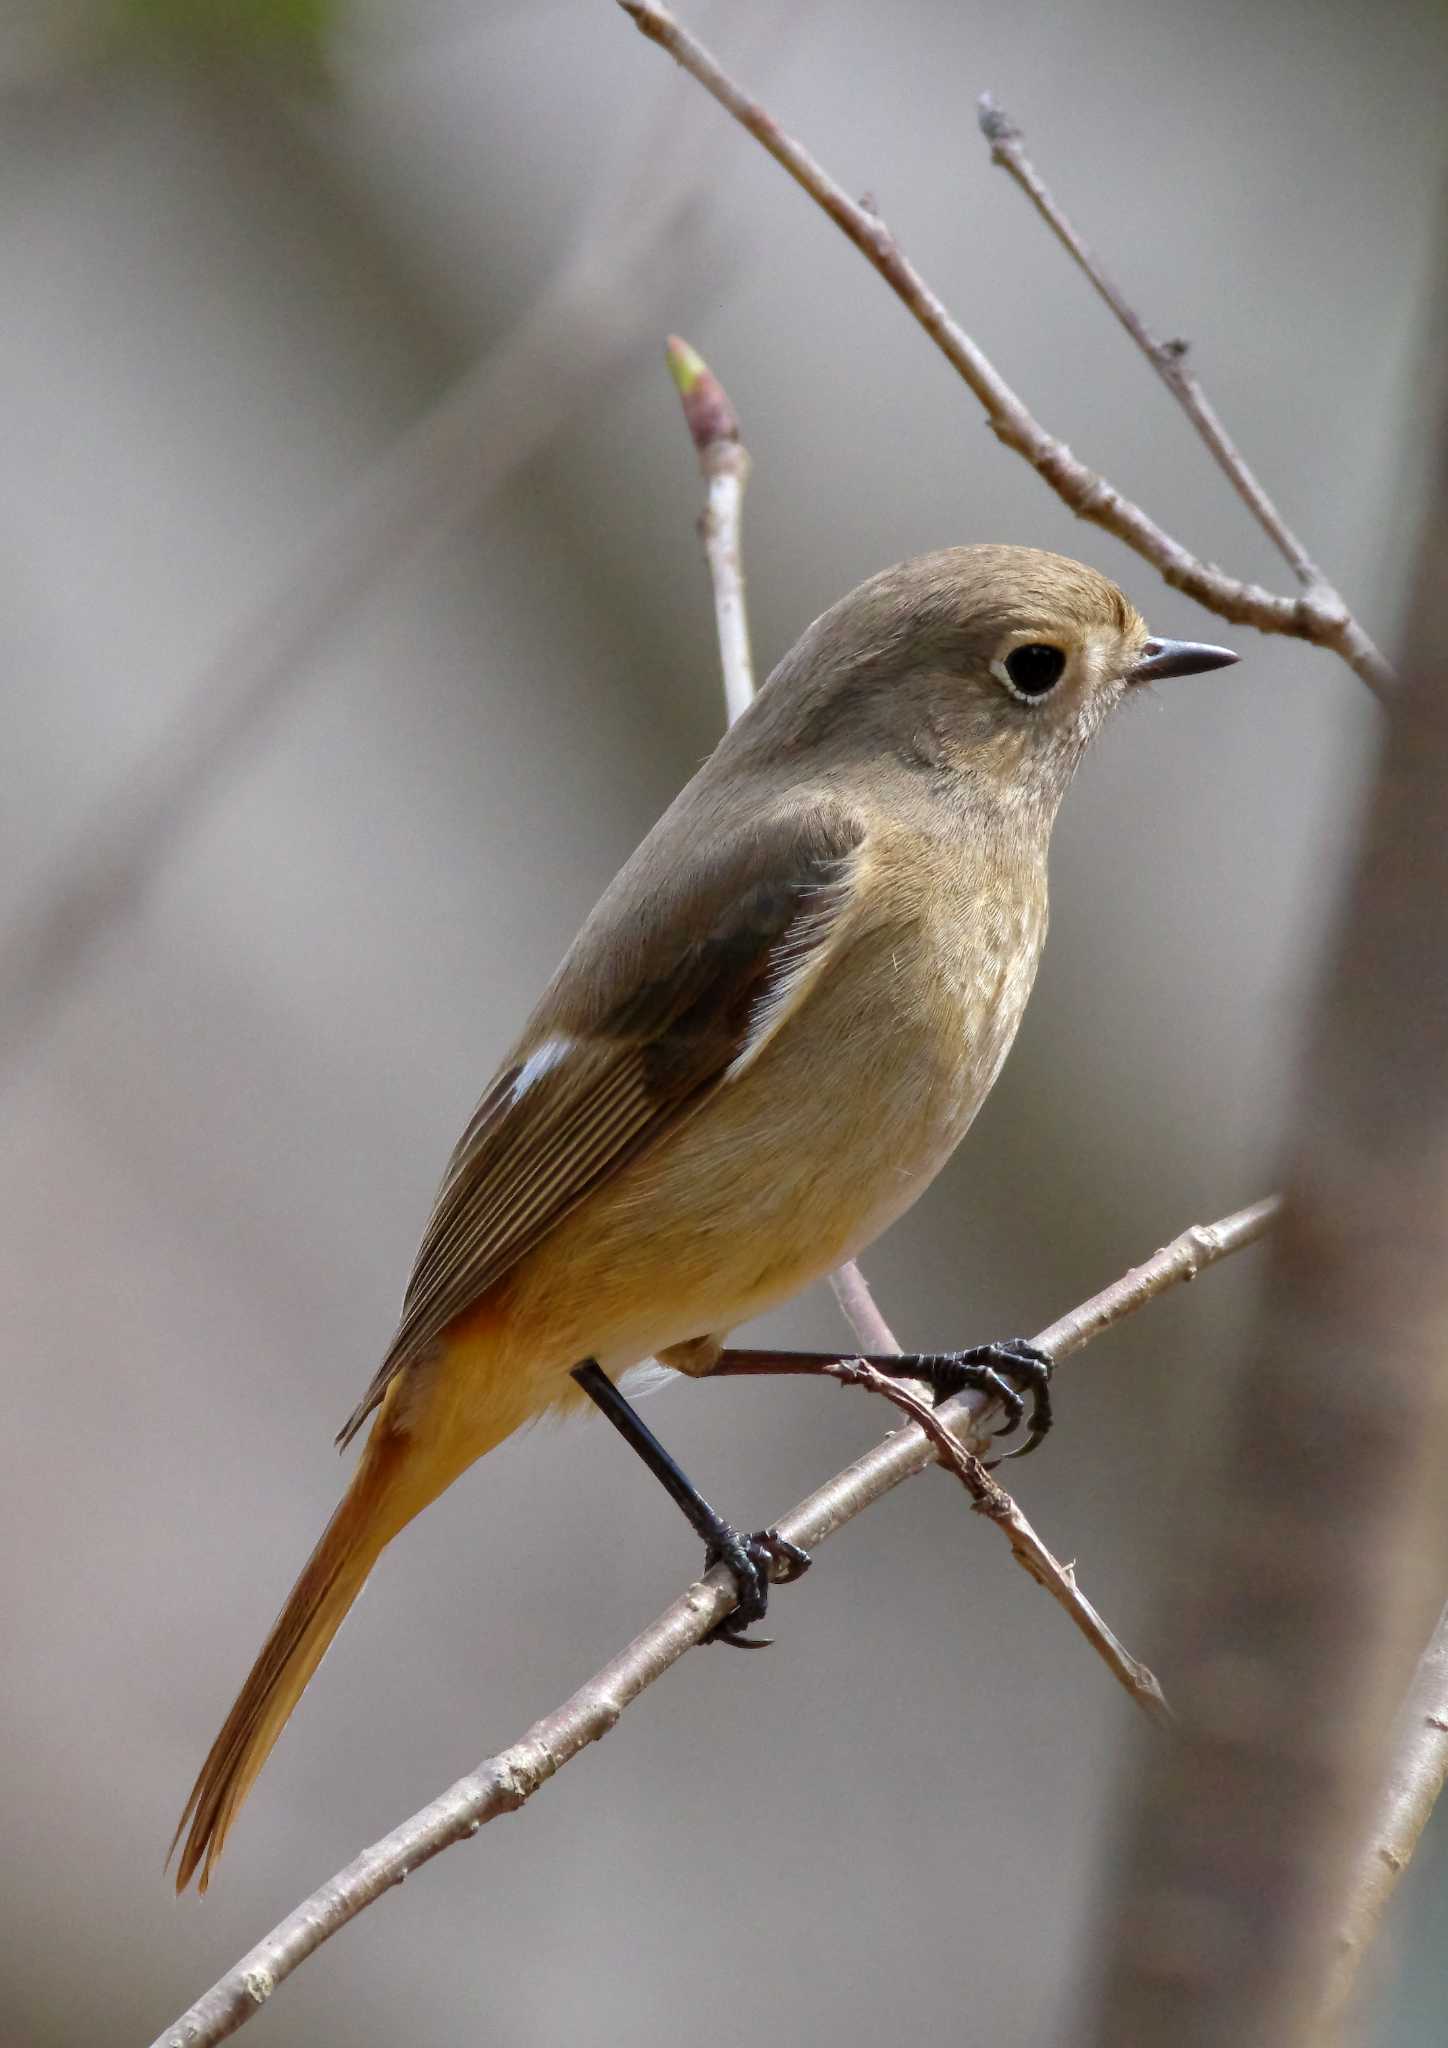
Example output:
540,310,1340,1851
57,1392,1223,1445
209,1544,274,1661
907,1339,1054,1463
702,1523,811,1647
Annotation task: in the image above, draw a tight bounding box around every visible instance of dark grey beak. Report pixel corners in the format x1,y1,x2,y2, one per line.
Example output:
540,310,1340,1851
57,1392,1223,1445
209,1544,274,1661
1130,636,1240,683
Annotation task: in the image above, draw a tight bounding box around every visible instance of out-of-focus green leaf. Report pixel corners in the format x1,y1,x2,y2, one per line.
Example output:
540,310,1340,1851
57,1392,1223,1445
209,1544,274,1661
110,0,337,64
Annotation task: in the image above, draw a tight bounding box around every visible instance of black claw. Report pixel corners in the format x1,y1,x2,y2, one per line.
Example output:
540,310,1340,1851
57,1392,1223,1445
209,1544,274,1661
703,1525,811,1647
985,1373,1026,1436
914,1339,1054,1463
976,1339,1054,1463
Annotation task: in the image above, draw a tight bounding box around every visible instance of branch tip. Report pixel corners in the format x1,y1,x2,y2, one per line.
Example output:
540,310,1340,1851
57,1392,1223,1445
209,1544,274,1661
664,334,742,453
976,91,1021,149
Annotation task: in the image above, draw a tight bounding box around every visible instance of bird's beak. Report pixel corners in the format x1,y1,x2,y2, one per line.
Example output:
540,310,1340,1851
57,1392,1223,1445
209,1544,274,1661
1129,636,1240,684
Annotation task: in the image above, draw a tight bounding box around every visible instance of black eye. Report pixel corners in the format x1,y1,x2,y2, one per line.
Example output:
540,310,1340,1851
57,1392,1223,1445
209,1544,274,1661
1002,643,1066,698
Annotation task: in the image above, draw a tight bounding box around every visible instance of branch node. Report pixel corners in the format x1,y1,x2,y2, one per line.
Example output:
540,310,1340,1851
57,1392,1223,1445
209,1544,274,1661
1296,585,1351,634
242,1970,274,2008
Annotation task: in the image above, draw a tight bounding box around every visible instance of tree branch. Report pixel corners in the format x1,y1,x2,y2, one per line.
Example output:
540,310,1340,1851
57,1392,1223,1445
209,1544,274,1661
827,1353,1173,1728
974,94,1390,693
665,332,894,1363
665,335,756,724
149,1197,1272,2048
1326,1597,1448,2017
616,1,1393,699
826,1257,902,1357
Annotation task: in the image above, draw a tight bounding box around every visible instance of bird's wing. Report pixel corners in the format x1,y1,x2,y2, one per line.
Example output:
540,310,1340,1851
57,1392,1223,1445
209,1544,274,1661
337,805,868,1446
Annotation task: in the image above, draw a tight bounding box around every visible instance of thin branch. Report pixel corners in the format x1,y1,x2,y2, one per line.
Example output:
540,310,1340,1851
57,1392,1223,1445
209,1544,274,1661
826,1258,902,1357
1326,1597,1448,2015
616,2,1393,700
664,334,896,1363
665,335,756,724
975,94,1390,691
667,330,1179,1727
148,1197,1270,2048
827,1354,1173,1728
1034,1195,1280,1358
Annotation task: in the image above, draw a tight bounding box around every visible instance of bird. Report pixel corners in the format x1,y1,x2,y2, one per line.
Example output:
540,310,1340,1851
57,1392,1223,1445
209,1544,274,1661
170,543,1237,1890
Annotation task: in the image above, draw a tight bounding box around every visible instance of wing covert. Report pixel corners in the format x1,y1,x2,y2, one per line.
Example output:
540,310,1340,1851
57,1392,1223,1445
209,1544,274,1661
337,809,866,1446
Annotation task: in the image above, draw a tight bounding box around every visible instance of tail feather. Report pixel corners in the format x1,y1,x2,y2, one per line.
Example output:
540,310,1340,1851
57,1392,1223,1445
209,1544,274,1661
170,1429,410,1893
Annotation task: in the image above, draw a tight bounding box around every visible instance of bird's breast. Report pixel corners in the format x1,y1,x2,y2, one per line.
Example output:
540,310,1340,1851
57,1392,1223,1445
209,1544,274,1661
504,843,1049,1377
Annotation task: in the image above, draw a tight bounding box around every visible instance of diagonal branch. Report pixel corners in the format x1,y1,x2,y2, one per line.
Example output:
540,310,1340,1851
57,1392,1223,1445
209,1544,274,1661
826,1354,1173,1728
668,331,1174,1727
0,73,725,1089
616,1,1393,700
149,1196,1274,2048
975,94,1386,678
1326,1596,1448,2017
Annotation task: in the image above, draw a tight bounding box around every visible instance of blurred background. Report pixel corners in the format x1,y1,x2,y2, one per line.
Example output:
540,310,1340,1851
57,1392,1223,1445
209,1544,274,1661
3,2,1445,2043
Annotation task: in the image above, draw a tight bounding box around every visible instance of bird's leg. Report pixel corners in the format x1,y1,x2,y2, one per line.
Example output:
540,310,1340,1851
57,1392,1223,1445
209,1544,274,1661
707,1340,1054,1464
571,1360,810,1647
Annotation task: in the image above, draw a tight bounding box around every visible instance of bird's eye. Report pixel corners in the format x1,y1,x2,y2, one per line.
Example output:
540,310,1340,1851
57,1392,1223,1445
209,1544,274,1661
999,643,1067,700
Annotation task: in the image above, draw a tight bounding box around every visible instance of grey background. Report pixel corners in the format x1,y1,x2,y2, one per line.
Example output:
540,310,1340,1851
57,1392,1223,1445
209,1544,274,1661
2,2,1445,2043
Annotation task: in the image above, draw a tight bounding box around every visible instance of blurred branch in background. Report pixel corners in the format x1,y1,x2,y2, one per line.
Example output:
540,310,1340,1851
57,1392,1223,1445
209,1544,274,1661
0,44,728,1086
1085,356,1448,2047
150,1195,1271,2048
1329,1598,1448,2018
617,0,1394,699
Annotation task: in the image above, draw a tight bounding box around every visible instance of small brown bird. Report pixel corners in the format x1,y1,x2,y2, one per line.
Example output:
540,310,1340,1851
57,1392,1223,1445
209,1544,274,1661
171,544,1236,1889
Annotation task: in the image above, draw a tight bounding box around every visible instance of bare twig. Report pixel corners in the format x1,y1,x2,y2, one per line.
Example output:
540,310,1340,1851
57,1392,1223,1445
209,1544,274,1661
826,1258,902,1357
149,1198,1269,2048
975,94,1390,693
616,1,1392,699
665,335,756,724
827,1354,1173,1728
668,330,1180,1726
1326,1596,1448,2016
666,333,895,1361
665,333,897,1368
1034,1195,1279,1358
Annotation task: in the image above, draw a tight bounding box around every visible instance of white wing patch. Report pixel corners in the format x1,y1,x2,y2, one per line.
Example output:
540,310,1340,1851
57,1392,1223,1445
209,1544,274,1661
510,1035,574,1103
726,845,865,1082
618,1357,680,1402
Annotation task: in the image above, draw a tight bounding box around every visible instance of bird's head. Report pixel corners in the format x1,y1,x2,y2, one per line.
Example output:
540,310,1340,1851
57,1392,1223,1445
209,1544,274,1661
757,544,1238,821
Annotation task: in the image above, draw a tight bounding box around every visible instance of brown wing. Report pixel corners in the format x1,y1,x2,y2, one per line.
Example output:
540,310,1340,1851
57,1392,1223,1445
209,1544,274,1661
337,806,867,1446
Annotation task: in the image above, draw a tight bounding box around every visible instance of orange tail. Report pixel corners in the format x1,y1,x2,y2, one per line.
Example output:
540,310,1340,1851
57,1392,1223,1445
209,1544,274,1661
171,1423,420,1893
